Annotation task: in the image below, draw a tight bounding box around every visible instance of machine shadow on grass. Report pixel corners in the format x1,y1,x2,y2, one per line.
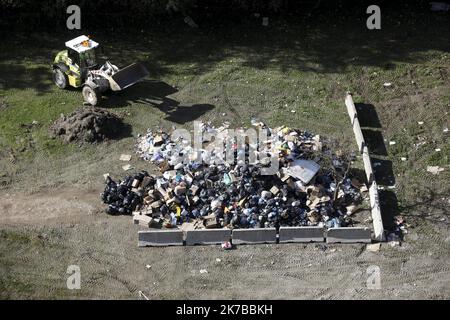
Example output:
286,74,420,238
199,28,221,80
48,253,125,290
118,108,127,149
101,80,214,124
107,121,133,141
355,102,398,231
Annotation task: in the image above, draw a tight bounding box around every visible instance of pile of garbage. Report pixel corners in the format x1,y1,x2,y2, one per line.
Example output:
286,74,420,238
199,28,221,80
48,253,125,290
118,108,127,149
101,121,366,230
50,107,129,143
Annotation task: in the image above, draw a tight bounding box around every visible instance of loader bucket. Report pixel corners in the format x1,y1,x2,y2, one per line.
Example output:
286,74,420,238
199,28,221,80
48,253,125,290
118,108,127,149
109,63,149,91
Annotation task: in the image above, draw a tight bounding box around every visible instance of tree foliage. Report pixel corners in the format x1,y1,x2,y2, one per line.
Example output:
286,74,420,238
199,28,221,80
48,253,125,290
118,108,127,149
0,0,318,30
0,0,429,31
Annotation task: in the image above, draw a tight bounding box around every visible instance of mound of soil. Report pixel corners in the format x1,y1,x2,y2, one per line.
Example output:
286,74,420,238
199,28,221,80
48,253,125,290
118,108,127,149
50,107,131,143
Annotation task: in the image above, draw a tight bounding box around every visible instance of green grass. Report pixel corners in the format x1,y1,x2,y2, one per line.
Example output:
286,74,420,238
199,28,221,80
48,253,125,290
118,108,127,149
0,228,84,299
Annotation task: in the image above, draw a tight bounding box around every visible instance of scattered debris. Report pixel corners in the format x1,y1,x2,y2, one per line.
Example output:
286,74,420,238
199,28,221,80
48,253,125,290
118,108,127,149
37,233,48,240
386,216,407,243
430,2,450,11
427,166,444,175
364,217,373,223
122,164,133,171
120,154,132,161
50,107,128,143
366,243,381,252
388,241,400,247
221,241,232,250
138,291,150,300
395,216,408,235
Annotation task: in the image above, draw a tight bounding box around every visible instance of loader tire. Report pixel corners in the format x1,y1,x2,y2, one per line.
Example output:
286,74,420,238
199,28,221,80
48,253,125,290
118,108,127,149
82,86,101,106
53,68,68,89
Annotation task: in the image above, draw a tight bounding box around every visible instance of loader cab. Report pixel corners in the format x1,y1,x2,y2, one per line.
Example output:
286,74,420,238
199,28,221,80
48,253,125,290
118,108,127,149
79,48,97,68
67,47,98,69
67,48,81,67
65,35,100,70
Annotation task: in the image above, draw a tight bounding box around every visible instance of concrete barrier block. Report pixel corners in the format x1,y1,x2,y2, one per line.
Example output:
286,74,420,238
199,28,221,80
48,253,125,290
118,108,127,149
369,181,384,241
279,226,324,243
345,94,357,123
232,228,276,244
326,227,371,243
344,93,384,243
185,229,231,245
362,146,374,184
138,230,183,247
353,118,366,154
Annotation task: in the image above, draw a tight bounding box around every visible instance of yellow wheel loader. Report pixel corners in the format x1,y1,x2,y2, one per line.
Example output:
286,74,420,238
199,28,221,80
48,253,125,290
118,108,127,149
53,35,149,106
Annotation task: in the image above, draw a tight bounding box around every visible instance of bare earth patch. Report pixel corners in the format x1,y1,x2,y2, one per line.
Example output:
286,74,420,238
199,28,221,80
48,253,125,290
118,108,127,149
0,186,448,299
0,187,102,226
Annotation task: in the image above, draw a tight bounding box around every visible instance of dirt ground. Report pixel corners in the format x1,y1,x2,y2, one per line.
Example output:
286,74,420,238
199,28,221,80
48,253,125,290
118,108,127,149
0,185,448,300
